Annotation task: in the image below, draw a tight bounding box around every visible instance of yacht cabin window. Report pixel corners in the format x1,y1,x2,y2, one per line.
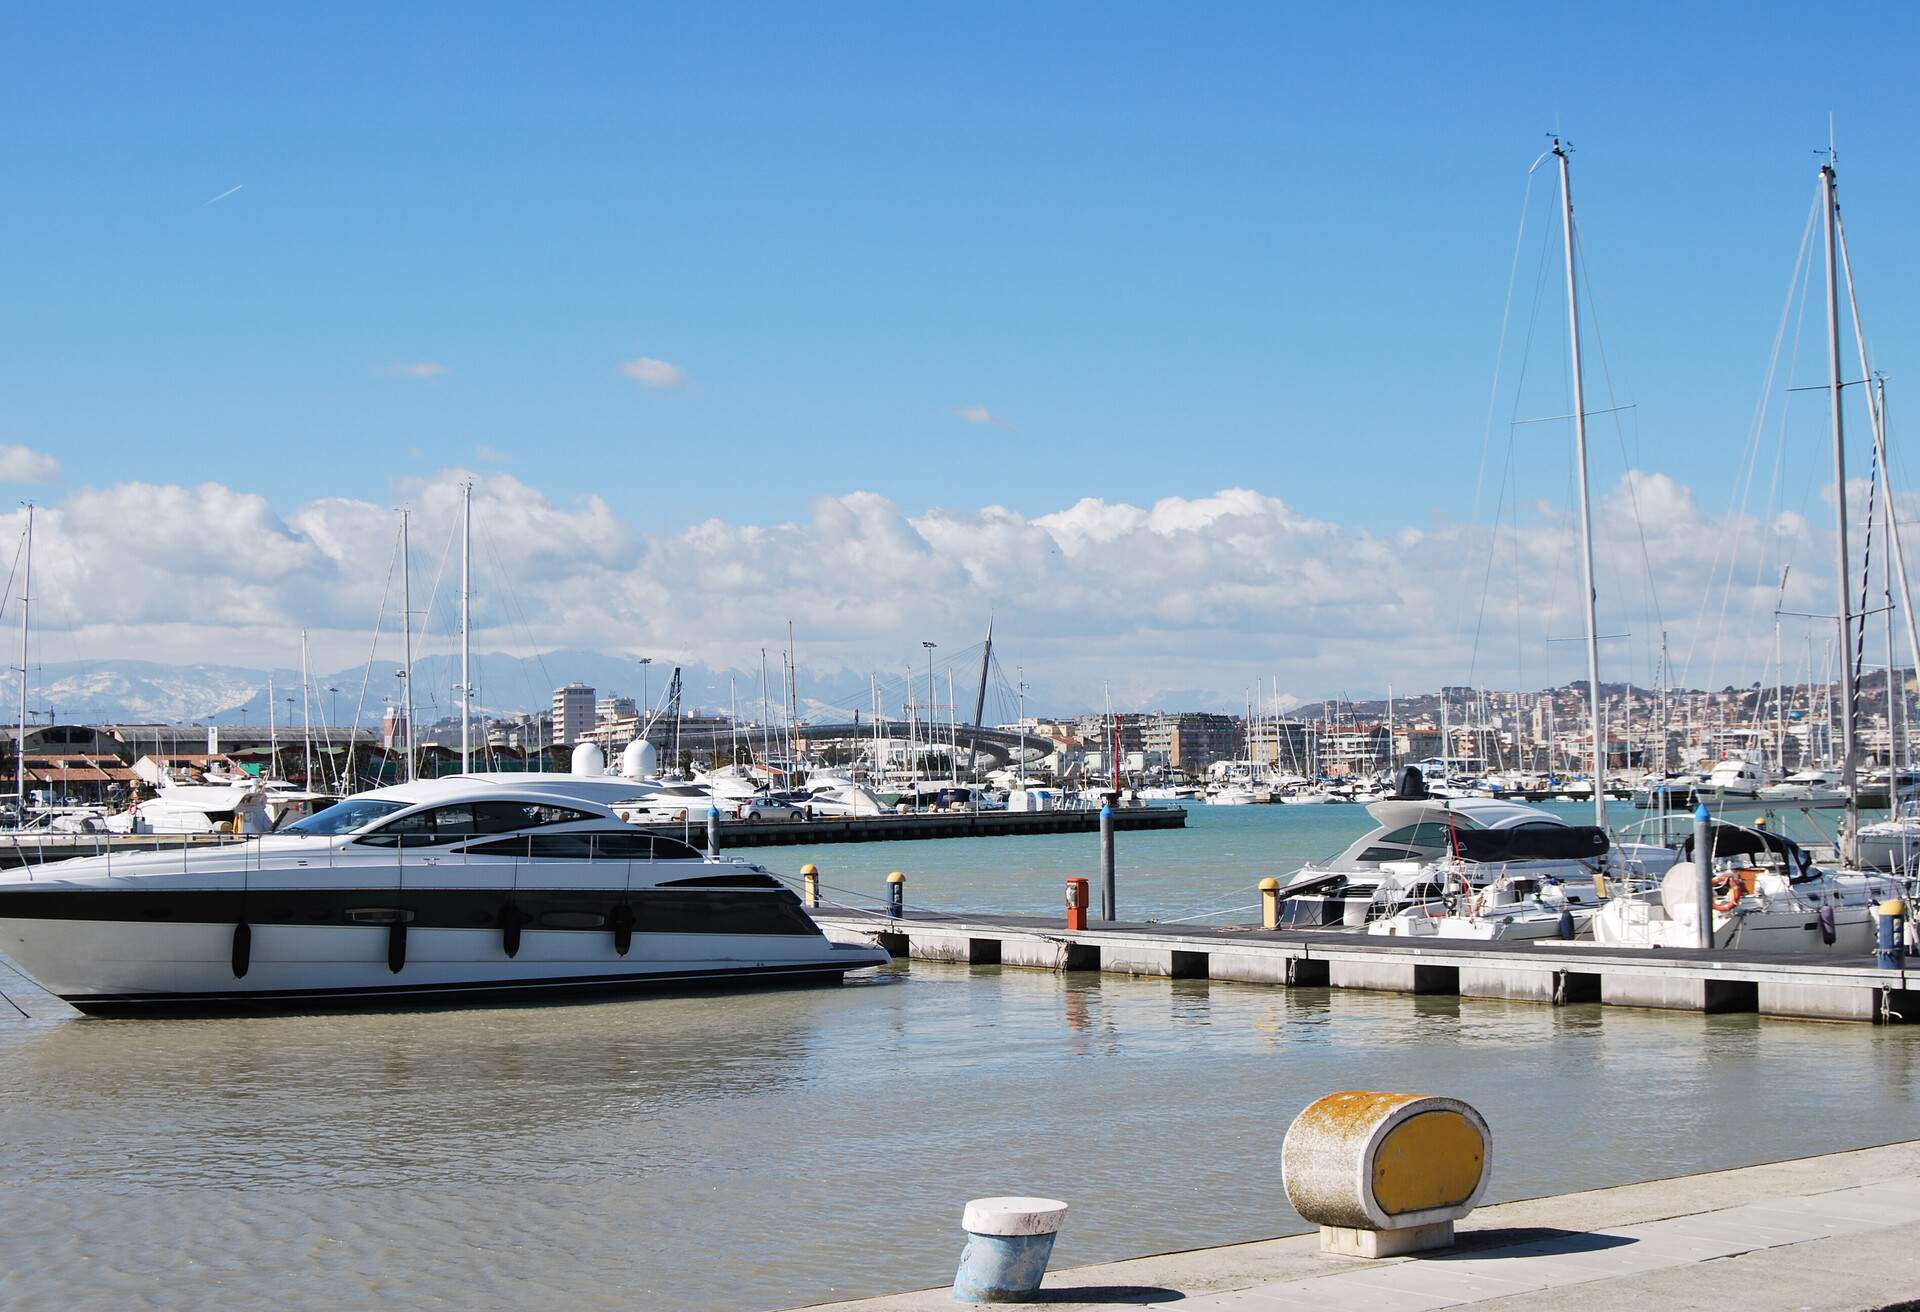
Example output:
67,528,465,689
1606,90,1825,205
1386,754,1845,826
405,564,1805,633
1355,819,1481,865
461,831,708,860
285,799,407,835
355,802,599,847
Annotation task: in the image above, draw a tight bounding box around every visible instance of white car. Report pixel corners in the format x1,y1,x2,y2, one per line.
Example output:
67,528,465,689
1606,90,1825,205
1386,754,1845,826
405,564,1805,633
734,797,804,822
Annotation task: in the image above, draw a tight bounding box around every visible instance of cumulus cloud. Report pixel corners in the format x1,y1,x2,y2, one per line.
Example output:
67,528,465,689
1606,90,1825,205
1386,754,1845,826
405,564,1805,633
376,361,449,379
619,357,688,389
951,405,1013,429
0,467,1861,708
0,445,60,484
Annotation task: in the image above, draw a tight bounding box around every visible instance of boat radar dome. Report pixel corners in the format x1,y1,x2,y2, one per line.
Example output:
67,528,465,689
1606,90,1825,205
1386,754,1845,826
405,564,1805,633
570,742,606,776
620,739,658,780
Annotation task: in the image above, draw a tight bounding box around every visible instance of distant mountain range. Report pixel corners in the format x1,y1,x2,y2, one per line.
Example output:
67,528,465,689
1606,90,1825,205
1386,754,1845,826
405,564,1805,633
0,653,1792,729
0,650,1108,727
0,651,872,727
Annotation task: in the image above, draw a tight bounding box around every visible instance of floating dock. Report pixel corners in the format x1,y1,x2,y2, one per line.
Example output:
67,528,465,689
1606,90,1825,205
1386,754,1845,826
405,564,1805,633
645,804,1186,848
811,905,1917,1024
0,804,1186,869
789,1140,1920,1311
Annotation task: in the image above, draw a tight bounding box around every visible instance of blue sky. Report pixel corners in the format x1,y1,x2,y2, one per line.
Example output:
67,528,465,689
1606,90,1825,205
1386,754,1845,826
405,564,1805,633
0,4,1917,707
3,3,1915,525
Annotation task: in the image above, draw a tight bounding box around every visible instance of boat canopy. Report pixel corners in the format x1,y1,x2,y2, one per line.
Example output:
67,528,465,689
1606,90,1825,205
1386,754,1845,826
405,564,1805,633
1454,825,1609,863
1678,822,1813,876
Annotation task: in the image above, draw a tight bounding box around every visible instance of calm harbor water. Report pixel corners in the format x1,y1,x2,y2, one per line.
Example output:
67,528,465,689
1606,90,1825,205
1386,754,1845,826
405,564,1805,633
1,803,1913,1312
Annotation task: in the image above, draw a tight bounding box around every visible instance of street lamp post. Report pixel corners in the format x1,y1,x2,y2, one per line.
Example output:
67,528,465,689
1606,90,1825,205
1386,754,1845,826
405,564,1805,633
922,641,938,788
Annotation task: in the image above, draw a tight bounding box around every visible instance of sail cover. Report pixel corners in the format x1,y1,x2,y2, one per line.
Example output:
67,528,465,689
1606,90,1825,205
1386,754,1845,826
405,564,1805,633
1454,825,1609,863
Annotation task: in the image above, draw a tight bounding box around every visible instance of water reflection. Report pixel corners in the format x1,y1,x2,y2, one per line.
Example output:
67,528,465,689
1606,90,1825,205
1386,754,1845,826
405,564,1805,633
0,962,1916,1312
0,984,839,1190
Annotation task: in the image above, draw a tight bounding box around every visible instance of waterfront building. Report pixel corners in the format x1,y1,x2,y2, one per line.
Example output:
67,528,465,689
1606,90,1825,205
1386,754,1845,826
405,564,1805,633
1139,711,1237,770
596,694,637,722
551,682,596,747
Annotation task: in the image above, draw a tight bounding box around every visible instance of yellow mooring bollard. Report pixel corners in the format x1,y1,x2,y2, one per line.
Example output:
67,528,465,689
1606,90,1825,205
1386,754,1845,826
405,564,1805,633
1281,1090,1491,1258
801,864,820,908
1260,877,1280,930
886,870,905,918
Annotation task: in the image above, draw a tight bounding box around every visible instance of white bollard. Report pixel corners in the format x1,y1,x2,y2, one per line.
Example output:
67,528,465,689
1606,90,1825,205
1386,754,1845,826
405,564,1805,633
952,1196,1068,1303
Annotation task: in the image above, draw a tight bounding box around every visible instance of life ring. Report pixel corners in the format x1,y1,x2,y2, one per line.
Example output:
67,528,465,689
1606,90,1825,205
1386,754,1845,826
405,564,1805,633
1711,873,1745,914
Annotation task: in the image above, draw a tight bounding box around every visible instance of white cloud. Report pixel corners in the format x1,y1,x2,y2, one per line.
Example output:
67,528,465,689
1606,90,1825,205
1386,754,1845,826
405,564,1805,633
376,362,449,380
0,467,1862,710
476,445,511,464
0,445,60,484
951,405,1013,429
619,357,688,389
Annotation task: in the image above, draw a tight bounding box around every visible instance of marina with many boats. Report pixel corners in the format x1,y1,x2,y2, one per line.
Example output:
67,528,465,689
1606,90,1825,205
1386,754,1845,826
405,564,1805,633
11,8,1920,1308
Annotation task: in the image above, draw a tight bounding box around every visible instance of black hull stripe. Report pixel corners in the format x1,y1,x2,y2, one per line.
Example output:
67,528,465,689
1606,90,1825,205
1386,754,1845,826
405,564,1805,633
0,885,819,936
62,960,867,1016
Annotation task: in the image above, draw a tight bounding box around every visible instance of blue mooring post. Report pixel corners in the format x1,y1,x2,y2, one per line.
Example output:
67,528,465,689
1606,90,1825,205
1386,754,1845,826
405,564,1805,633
1692,804,1714,950
1876,898,1907,970
953,1197,1068,1303
887,870,905,918
1099,804,1115,921
706,806,720,859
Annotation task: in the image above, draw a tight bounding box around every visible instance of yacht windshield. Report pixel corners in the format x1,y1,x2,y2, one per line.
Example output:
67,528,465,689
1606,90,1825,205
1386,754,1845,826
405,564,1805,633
284,799,408,835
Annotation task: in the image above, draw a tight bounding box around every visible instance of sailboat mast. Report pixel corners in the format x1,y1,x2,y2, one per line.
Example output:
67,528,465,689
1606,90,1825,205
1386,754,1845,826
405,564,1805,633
401,508,416,782
1555,140,1608,829
300,631,313,784
1775,568,1789,773
1821,160,1861,854
15,504,29,813
1835,205,1920,782
460,479,472,775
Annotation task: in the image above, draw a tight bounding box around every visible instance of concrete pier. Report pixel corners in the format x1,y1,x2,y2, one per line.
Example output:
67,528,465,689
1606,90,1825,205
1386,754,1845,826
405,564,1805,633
788,1140,1920,1311
811,907,1918,1025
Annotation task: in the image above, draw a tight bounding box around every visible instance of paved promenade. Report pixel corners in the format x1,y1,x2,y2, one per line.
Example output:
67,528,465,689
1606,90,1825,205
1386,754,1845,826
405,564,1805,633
794,1141,1920,1311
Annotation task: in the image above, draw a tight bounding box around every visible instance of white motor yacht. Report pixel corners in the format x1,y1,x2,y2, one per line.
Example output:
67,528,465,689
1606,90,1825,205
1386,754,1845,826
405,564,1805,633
105,778,271,836
0,772,888,1014
1273,770,1676,931
1757,767,1847,807
1367,871,1597,941
1590,821,1900,954
1858,802,1920,873
795,776,890,817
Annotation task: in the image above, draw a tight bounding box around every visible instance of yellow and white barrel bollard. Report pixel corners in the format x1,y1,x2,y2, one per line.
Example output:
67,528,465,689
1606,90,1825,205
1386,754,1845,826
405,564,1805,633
1281,1090,1491,1258
800,863,820,908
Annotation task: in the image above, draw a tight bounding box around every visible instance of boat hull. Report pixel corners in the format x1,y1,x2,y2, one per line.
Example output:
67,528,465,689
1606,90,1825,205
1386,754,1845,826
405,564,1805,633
0,915,885,1015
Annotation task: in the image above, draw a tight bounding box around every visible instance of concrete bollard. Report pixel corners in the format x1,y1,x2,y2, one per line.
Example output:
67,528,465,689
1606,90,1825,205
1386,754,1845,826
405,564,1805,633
801,863,820,908
1876,899,1907,970
1281,1090,1491,1259
887,870,905,918
1260,877,1280,930
952,1196,1068,1303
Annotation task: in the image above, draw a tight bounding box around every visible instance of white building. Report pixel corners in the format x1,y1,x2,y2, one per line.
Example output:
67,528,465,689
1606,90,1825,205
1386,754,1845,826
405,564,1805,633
596,695,637,723
551,683,597,747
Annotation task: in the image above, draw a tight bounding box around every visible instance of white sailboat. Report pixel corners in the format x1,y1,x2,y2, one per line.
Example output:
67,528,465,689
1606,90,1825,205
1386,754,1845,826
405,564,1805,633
1595,151,1905,954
